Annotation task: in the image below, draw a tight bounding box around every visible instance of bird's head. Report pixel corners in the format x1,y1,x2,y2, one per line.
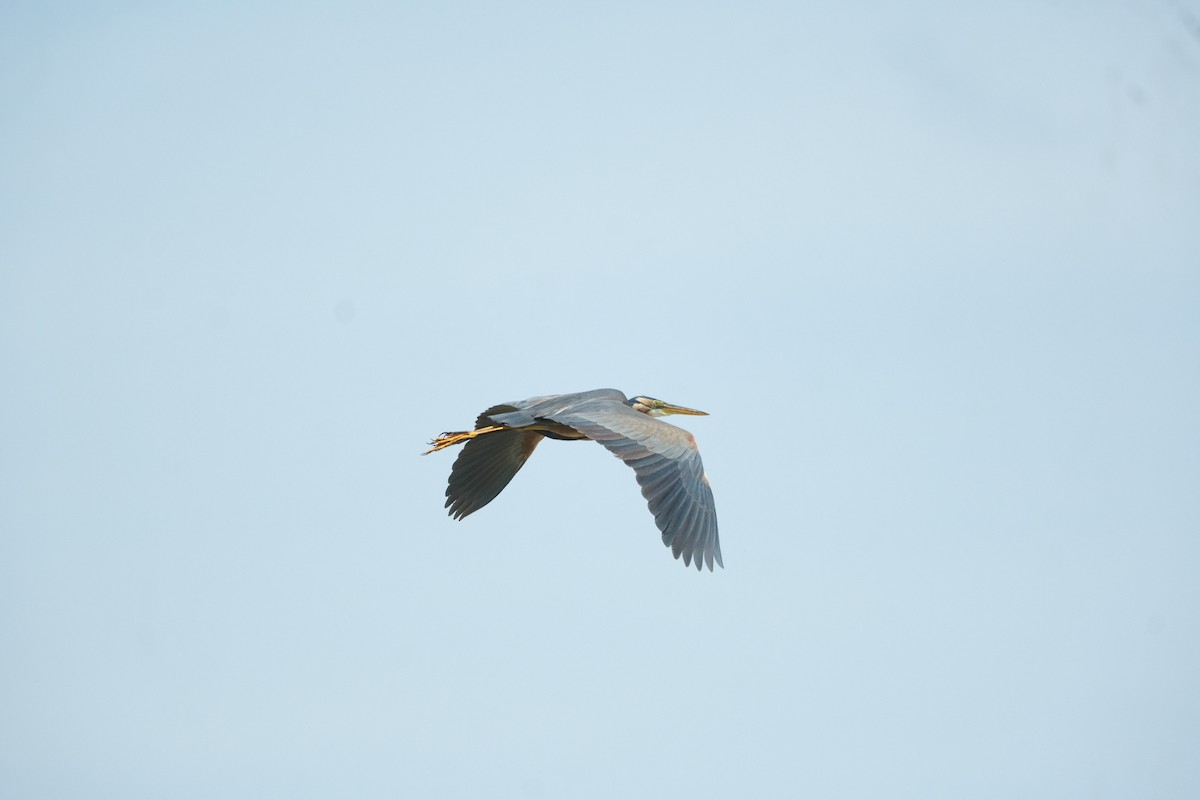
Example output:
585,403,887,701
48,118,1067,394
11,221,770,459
628,396,709,418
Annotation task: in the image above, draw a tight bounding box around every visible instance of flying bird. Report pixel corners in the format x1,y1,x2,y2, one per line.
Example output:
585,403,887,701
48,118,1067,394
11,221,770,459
423,389,722,571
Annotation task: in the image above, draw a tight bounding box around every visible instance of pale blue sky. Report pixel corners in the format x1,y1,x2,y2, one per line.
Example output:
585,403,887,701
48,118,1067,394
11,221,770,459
2,2,1199,798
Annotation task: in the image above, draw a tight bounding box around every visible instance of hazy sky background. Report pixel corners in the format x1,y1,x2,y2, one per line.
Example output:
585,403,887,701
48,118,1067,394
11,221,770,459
2,2,1199,798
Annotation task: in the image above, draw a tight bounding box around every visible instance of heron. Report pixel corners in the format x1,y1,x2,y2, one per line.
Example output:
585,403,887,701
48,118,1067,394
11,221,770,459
423,389,722,571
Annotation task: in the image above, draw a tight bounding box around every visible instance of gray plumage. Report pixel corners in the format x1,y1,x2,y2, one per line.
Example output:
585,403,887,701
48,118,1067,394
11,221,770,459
426,389,722,571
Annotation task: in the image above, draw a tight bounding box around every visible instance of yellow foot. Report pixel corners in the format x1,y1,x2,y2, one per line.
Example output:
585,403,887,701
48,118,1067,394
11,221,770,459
422,425,507,455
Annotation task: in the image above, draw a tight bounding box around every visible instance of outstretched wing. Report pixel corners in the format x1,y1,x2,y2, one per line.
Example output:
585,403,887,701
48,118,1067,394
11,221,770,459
445,405,542,519
541,400,722,571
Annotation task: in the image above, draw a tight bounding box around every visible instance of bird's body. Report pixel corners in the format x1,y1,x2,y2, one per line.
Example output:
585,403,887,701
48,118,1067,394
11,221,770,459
424,389,722,571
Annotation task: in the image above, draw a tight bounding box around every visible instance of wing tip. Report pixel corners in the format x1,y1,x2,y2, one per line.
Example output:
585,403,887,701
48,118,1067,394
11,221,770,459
671,540,724,572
